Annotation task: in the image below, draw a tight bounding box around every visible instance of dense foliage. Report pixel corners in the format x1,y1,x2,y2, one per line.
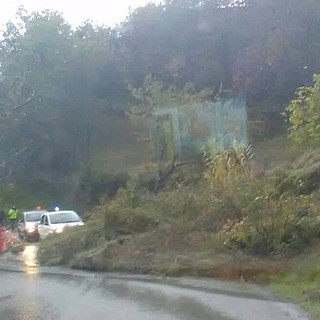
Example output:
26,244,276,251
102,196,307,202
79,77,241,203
287,74,320,144
1,0,320,205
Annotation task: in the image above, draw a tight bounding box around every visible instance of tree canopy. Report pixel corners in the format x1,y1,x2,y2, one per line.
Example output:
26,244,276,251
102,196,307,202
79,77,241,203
1,0,320,203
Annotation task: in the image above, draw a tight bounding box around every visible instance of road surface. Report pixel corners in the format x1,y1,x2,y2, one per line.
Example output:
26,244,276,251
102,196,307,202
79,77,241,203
0,245,314,320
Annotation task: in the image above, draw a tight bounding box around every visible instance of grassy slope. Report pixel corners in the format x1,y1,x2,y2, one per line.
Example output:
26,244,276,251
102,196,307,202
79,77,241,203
38,136,320,317
256,137,320,318
271,248,320,317
254,136,307,171
89,114,150,176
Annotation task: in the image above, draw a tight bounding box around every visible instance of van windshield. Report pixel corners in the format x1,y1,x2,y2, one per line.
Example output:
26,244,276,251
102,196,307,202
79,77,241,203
25,211,46,222
49,212,81,224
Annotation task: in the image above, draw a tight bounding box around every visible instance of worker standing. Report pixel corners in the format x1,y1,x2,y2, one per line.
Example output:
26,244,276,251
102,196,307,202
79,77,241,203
7,205,19,231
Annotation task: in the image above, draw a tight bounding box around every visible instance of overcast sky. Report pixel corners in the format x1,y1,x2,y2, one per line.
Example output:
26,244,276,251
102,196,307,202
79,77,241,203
0,0,158,29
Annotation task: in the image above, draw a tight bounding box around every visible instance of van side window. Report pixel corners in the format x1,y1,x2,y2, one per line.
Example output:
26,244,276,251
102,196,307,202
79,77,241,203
44,215,49,226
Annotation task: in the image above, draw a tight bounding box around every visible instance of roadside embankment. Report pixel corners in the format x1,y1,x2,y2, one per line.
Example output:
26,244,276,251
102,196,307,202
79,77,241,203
38,138,320,318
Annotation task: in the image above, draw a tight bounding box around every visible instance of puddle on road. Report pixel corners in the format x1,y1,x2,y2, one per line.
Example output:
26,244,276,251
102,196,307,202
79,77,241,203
22,245,39,275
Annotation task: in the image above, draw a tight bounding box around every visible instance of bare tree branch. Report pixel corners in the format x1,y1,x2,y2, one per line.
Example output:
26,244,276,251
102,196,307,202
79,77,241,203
11,96,36,112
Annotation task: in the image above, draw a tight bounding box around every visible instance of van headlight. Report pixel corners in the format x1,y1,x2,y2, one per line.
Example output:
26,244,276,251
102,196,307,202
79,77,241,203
55,228,64,234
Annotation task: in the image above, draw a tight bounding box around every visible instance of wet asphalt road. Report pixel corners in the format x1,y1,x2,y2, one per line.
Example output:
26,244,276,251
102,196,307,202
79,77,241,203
0,245,313,320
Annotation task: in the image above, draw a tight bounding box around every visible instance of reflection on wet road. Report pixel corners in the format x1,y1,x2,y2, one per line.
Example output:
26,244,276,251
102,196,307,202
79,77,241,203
0,272,313,320
0,245,313,320
21,245,39,275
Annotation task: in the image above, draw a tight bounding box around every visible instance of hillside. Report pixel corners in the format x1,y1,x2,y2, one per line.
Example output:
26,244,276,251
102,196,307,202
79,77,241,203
1,0,320,210
37,136,320,317
2,0,320,317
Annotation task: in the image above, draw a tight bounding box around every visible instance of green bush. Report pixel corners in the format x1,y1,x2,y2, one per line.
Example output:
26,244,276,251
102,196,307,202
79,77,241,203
274,158,320,196
218,193,320,255
287,74,320,145
103,188,160,237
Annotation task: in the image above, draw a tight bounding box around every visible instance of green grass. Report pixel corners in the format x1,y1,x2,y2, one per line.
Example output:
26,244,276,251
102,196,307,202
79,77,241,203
270,249,320,318
254,136,307,171
272,279,320,317
88,114,151,176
